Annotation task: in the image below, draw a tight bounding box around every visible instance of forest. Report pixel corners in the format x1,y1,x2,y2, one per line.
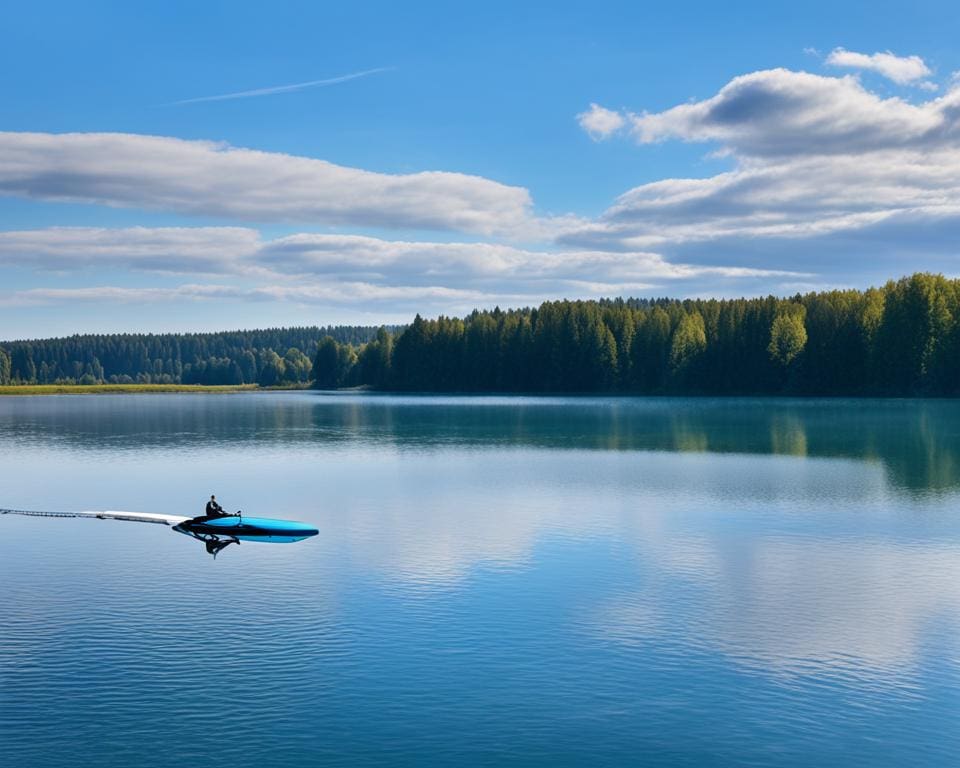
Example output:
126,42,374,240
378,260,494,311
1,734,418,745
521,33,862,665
2,274,959,396
314,273,960,397
0,326,382,386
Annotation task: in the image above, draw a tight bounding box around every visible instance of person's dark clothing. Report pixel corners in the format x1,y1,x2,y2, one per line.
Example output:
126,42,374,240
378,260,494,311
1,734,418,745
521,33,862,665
205,538,234,558
205,500,224,517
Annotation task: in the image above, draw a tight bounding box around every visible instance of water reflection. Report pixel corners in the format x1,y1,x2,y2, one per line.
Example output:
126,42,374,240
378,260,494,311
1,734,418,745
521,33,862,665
2,393,959,491
593,537,960,683
2,394,959,766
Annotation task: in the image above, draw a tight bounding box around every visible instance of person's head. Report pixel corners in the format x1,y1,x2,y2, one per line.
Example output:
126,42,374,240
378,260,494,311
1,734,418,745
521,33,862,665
211,495,216,500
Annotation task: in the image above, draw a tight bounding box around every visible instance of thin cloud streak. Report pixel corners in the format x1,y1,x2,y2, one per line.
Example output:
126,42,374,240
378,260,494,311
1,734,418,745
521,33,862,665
168,67,393,105
0,226,809,285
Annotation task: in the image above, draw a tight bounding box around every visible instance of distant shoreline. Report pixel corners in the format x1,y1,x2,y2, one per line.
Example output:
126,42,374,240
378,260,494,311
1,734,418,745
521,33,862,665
0,384,270,395
19,381,904,400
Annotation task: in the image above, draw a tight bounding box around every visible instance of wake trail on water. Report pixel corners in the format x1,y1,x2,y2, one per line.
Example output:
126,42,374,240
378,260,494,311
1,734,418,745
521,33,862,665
0,508,188,525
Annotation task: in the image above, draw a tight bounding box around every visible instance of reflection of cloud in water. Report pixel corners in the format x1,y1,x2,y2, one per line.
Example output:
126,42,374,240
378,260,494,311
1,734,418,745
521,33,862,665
594,538,960,683
329,464,616,585
348,508,538,585
324,451,892,587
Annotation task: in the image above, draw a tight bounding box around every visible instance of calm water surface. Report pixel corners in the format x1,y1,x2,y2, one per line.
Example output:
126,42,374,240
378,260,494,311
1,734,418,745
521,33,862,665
1,394,959,767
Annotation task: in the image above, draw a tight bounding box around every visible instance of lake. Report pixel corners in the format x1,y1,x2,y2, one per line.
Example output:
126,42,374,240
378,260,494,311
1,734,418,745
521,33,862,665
1,393,959,767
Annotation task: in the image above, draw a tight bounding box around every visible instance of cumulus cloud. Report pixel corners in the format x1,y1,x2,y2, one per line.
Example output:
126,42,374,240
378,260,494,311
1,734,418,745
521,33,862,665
565,67,960,273
577,103,626,139
570,151,960,244
0,132,535,236
11,59,960,321
625,69,952,156
825,47,932,86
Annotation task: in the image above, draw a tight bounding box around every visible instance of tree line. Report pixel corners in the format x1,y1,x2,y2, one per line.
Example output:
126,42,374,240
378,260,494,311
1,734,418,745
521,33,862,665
0,326,385,386
311,273,960,396
3,274,958,395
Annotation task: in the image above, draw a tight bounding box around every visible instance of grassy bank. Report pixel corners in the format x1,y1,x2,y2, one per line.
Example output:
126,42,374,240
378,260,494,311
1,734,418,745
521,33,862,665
0,384,262,395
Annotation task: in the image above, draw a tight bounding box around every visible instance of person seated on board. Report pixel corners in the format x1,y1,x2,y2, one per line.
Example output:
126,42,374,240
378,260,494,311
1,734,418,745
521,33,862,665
205,495,225,518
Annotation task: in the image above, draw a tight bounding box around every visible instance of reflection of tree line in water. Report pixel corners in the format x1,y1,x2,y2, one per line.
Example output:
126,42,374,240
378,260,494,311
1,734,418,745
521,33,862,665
3,397,959,491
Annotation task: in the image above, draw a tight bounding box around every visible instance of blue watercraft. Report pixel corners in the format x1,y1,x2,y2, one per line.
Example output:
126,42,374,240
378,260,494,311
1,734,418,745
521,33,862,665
175,514,318,543
1,506,318,558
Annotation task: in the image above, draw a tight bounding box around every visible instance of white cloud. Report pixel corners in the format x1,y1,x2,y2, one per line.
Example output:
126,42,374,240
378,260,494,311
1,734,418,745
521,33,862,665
0,227,806,293
625,69,950,156
0,225,809,317
0,284,240,306
566,151,960,246
577,103,626,139
564,67,960,274
259,232,801,281
825,47,932,85
0,132,535,236
9,275,816,329
0,283,505,308
10,59,960,322
0,226,259,273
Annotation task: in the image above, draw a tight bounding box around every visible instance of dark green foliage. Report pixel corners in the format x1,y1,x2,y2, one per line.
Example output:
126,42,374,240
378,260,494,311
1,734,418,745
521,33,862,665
312,337,341,389
282,348,313,384
311,336,361,389
1,326,387,386
874,274,958,395
0,347,10,384
375,273,960,396
10,345,36,383
355,327,393,388
257,351,285,387
5,274,959,395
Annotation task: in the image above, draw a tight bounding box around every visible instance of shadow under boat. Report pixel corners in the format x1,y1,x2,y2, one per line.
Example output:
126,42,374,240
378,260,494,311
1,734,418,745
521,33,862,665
174,513,319,558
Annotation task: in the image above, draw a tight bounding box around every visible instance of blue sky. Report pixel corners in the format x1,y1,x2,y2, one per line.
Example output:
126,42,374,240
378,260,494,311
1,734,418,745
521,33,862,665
3,0,960,338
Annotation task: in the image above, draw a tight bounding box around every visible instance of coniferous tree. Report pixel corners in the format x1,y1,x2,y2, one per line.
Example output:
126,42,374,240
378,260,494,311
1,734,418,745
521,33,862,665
0,326,387,385
4,274,959,396
311,337,341,389
356,327,394,387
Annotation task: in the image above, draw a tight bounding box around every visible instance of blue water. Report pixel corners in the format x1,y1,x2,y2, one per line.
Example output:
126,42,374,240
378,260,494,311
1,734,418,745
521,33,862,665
1,393,959,767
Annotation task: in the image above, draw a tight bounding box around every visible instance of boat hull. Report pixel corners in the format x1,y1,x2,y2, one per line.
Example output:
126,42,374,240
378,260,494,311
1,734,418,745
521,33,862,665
174,515,318,543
